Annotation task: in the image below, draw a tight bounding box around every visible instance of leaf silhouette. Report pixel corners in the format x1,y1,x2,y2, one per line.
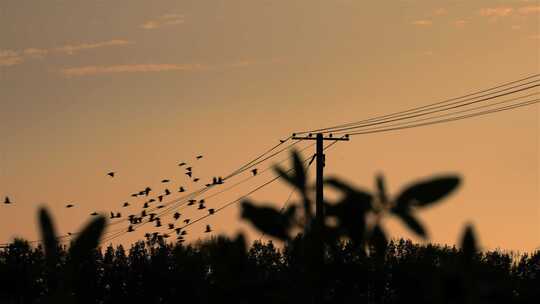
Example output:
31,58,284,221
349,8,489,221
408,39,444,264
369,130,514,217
375,174,389,206
461,224,477,260
39,207,59,264
394,175,460,211
69,215,106,265
394,210,427,239
274,150,306,193
241,200,296,240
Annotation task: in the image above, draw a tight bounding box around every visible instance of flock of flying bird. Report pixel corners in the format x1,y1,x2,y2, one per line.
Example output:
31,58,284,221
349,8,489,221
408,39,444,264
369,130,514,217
3,153,261,244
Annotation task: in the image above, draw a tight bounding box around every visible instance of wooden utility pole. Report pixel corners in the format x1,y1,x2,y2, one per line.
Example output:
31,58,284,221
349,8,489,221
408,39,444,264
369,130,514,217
292,133,349,229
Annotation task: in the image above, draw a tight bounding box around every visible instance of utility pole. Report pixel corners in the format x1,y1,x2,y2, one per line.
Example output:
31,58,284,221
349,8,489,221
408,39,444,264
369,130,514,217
292,132,349,303
292,133,350,230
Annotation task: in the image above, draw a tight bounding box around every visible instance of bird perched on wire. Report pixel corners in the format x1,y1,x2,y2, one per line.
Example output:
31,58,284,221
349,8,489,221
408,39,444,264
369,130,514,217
197,203,206,210
208,209,215,215
144,187,152,196
3,196,12,204
65,204,74,208
187,199,196,206
183,219,190,224
251,168,258,176
107,172,115,178
205,225,212,233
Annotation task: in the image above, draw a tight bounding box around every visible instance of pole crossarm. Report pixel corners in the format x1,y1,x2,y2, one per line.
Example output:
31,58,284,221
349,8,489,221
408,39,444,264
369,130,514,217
291,134,350,141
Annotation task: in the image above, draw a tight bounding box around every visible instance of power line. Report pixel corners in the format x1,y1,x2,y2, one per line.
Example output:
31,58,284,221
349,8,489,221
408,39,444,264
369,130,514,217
304,82,539,135
333,92,539,135
295,74,539,135
345,98,539,136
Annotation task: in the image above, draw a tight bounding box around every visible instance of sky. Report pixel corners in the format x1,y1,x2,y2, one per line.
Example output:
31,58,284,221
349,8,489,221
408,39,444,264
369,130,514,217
1,0,539,251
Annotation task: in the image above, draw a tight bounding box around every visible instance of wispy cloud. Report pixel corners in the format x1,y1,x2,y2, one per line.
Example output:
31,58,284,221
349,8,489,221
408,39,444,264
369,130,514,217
61,63,206,77
54,40,132,55
454,20,468,28
60,59,280,77
0,50,23,67
1,39,132,68
140,14,185,30
412,20,433,26
479,7,514,17
518,5,540,15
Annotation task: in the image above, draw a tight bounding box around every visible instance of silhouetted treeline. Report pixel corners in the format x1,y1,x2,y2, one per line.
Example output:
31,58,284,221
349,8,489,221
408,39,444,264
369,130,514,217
0,236,538,304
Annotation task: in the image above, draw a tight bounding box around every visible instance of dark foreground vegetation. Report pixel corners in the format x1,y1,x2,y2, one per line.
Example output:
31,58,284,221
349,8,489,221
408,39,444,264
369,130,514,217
1,151,538,303
1,236,539,304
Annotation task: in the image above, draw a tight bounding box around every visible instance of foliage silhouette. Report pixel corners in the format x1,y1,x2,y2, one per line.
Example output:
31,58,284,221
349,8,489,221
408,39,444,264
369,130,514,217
0,151,538,303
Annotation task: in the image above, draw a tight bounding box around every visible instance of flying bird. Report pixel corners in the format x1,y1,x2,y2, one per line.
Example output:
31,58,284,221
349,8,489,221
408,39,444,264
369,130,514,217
205,225,212,233
186,172,192,178
178,162,186,167
186,167,192,172
188,200,196,206
123,202,130,207
3,196,12,204
158,195,164,202
107,172,115,178
193,178,200,182
168,223,174,229
251,168,258,176
196,155,203,160
65,204,74,208
149,198,155,203
173,212,181,220
90,212,98,216
178,187,185,192
157,205,165,209
164,189,171,196
161,179,170,183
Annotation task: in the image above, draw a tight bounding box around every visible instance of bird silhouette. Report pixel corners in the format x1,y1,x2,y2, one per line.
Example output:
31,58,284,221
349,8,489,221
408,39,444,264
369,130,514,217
183,219,190,224
164,189,171,196
199,199,205,204
155,221,162,228
205,225,212,233
280,139,286,143
186,172,192,178
131,193,138,197
149,198,155,203
110,212,116,219
107,172,115,178
178,186,185,192
141,210,147,217
138,190,145,196
187,199,196,206
66,204,74,208
175,228,182,235
123,202,130,207
90,212,98,216
251,168,258,176
181,230,187,235
168,223,174,229
3,196,12,204
193,178,200,182
158,195,164,202
116,212,121,218
128,225,134,232
173,212,181,220
196,155,203,160
208,209,215,215
157,205,165,209
143,202,149,208
197,204,206,210
161,179,170,183
178,162,186,167
186,167,192,171
144,187,152,196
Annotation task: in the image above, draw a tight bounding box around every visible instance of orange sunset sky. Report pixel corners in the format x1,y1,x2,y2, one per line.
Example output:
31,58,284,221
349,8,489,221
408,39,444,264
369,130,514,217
1,0,539,251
